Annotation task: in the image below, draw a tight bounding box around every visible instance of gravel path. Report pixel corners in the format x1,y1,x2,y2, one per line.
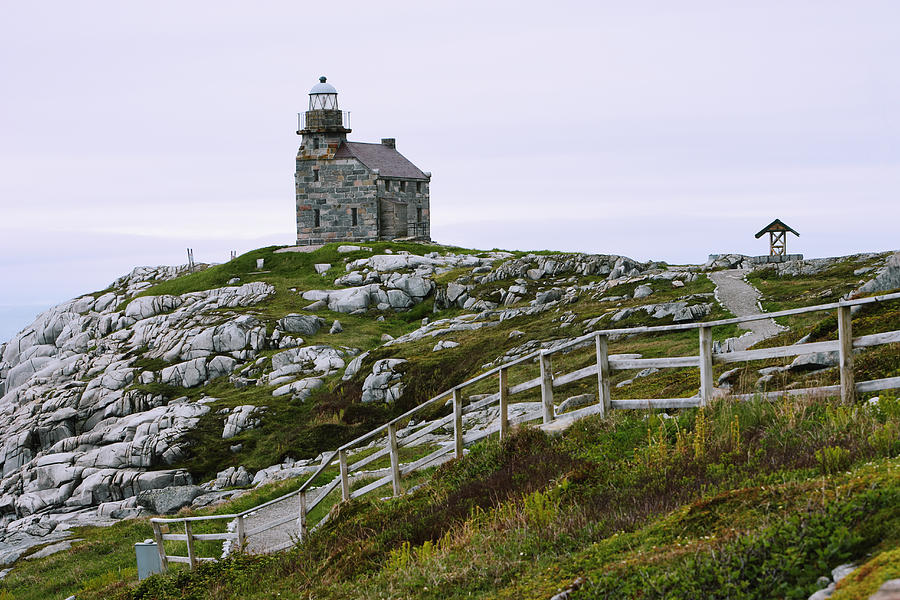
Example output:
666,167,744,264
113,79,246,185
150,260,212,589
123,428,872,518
708,268,784,350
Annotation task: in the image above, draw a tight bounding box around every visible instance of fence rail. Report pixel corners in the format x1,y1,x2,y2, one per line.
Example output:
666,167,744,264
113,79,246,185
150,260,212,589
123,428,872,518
149,290,900,570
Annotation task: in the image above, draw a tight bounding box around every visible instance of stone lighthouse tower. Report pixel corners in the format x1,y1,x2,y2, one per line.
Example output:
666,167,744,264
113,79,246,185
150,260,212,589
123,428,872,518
295,76,431,246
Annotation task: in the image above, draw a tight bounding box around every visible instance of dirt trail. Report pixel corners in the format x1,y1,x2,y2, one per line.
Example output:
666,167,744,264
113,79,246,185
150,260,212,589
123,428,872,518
708,268,784,351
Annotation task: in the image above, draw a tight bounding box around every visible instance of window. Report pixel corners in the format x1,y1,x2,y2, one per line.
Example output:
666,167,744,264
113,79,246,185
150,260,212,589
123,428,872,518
417,207,423,223
313,138,319,150
416,181,423,193
400,181,407,192
384,180,390,192
314,209,320,228
313,169,319,182
351,207,358,226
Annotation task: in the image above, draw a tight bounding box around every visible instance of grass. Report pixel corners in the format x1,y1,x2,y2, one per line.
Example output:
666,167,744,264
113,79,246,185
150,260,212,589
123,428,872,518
36,389,897,600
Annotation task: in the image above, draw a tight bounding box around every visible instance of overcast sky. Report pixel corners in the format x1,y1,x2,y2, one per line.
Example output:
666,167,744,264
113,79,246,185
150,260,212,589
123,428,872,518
1,1,898,341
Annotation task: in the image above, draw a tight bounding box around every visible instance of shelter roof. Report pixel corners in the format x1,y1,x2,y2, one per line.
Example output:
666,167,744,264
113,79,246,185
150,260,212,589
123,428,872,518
755,219,800,238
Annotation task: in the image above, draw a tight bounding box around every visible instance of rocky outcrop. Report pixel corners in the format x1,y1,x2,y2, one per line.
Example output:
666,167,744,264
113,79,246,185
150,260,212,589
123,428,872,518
361,359,407,403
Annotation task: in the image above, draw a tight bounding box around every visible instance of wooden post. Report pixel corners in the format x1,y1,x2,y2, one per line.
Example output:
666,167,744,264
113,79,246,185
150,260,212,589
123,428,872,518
151,521,169,573
235,515,246,551
388,423,401,497
453,388,464,459
837,305,855,404
540,351,554,423
339,450,350,502
298,491,308,541
184,520,197,570
699,326,713,407
595,334,611,418
499,367,509,440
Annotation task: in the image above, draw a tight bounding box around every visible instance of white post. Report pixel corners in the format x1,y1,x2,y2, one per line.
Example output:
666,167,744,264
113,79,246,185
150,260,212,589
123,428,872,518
339,450,350,501
595,334,611,417
453,388,464,459
236,515,246,550
837,305,855,404
699,326,713,407
298,491,308,540
388,423,401,497
151,522,169,573
540,351,554,423
184,520,197,570
499,367,509,440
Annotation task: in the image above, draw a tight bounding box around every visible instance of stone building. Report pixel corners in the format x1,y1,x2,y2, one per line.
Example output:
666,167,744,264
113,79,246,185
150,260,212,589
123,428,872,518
295,77,431,245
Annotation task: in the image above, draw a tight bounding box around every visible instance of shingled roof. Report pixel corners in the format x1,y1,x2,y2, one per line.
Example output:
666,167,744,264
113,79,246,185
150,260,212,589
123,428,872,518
334,141,428,180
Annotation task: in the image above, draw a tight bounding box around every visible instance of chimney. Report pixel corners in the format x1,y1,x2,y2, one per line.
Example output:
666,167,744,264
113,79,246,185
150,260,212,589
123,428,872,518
381,138,396,149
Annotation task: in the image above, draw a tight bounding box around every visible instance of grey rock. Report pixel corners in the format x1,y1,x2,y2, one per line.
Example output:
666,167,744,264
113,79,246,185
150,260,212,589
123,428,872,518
277,314,325,336
432,340,460,352
808,583,835,600
313,263,331,274
789,352,839,372
136,485,202,514
25,538,81,560
330,319,343,334
869,579,900,600
558,394,595,413
361,359,407,403
535,288,563,305
303,299,327,311
526,268,544,280
855,252,900,295
831,563,856,583
633,284,654,299
222,405,263,439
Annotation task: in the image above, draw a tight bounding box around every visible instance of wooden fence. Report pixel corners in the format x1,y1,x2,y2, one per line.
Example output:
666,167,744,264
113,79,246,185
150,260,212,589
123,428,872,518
149,290,900,569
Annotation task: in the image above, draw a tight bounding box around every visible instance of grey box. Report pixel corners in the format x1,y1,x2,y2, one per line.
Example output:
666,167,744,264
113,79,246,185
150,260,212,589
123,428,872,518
135,540,163,580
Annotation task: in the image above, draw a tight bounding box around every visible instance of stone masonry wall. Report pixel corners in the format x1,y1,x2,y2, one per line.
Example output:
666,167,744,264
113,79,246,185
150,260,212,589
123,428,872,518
296,156,379,245
378,179,430,240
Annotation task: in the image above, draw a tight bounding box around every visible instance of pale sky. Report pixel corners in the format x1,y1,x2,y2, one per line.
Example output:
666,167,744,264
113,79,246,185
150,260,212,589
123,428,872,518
1,1,899,341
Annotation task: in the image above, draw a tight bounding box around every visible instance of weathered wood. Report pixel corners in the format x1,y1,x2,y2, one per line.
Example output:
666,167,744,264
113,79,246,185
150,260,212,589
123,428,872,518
853,330,900,348
388,423,401,497
339,450,350,501
349,474,392,499
236,515,246,550
151,521,169,572
453,388,464,459
499,367,509,440
856,376,900,393
166,555,192,564
347,446,391,473
509,376,541,395
539,352,554,423
184,521,197,569
838,305,855,404
608,356,701,370
699,326,713,407
610,398,702,410
596,334,611,418
164,532,237,542
305,475,342,514
298,491,308,541
714,340,839,364
400,444,455,475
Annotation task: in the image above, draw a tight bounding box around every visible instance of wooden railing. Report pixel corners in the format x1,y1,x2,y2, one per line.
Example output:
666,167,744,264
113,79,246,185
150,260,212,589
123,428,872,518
149,290,900,569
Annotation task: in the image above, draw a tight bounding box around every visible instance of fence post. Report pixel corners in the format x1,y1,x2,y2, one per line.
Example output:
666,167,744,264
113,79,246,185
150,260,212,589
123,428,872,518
499,367,509,440
151,521,169,573
837,305,856,404
184,520,197,570
699,326,713,407
235,515,246,551
595,334,611,418
388,423,401,497
339,450,350,501
298,491,308,540
540,351,554,423
453,388,464,459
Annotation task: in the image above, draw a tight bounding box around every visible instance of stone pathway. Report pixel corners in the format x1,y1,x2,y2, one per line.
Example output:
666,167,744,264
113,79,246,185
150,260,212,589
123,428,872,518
708,268,784,351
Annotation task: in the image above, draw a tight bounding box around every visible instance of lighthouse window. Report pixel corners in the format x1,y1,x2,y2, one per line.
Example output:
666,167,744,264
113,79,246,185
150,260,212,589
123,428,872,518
313,169,319,182
384,180,391,192
400,181,407,192
416,181,423,193
313,138,320,150
314,209,321,228
351,207,358,226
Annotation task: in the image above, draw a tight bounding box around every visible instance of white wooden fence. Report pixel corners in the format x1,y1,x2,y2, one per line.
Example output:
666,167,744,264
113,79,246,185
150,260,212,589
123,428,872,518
149,290,900,570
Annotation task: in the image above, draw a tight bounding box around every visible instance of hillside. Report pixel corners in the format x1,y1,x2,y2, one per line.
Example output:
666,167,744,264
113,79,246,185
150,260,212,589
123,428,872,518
0,243,898,599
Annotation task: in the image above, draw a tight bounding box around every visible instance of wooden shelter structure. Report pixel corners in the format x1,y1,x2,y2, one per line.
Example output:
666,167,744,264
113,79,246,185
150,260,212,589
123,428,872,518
755,219,799,256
